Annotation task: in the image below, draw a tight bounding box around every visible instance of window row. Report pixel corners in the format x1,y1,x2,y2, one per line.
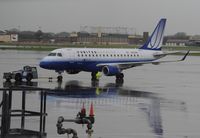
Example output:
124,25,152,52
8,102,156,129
77,54,140,57
77,51,97,54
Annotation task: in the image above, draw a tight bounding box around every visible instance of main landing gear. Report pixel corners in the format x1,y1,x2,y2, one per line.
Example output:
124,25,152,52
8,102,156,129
91,72,124,84
115,73,124,84
91,72,101,81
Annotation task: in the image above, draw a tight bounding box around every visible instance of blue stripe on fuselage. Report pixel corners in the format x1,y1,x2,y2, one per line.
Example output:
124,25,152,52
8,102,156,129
39,59,154,72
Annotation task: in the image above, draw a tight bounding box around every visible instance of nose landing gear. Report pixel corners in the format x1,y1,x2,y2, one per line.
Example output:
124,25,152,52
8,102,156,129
56,71,63,82
57,76,63,82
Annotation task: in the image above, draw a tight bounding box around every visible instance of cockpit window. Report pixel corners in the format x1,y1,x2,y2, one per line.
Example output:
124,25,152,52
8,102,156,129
48,53,62,57
57,53,62,57
48,53,56,56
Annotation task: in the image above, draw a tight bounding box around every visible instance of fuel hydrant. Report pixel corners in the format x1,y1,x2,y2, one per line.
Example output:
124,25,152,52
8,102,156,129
56,103,95,138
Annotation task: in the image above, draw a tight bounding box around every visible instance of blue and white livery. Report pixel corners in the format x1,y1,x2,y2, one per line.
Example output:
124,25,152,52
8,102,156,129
39,19,189,82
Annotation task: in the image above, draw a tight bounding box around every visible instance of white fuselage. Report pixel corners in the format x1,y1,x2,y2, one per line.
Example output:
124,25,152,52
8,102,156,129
39,48,163,73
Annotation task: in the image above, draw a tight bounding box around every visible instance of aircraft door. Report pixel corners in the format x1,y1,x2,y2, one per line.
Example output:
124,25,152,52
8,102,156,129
66,49,75,62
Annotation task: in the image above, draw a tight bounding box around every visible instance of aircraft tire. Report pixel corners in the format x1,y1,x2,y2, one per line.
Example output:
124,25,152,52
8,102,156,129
116,78,124,84
5,77,11,82
15,73,22,82
116,73,124,80
57,76,63,82
91,72,97,81
26,74,33,82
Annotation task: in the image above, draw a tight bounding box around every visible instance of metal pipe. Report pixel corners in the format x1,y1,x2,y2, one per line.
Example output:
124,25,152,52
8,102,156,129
21,90,25,129
43,90,46,133
57,117,78,138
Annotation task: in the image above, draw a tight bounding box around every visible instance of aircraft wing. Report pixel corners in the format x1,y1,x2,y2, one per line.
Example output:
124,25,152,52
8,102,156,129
153,51,183,58
97,51,190,70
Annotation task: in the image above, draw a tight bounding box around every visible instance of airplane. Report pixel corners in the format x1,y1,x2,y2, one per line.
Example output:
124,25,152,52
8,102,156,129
39,18,189,82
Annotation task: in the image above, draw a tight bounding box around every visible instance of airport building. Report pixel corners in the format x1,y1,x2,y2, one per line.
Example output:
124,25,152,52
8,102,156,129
76,32,129,45
0,31,18,42
1,27,149,46
73,26,146,45
188,35,200,46
164,34,200,47
165,39,188,46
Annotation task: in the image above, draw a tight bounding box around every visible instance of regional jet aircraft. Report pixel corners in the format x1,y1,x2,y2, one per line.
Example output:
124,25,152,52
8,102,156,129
39,19,189,82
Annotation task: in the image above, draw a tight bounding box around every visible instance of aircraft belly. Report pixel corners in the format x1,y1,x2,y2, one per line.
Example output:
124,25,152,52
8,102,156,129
81,61,101,72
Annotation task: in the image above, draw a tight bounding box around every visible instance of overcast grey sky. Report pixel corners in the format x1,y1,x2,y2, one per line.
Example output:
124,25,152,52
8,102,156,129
0,0,199,35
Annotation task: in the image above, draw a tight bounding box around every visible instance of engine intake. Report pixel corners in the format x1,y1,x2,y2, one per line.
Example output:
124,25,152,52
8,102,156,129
102,66,121,76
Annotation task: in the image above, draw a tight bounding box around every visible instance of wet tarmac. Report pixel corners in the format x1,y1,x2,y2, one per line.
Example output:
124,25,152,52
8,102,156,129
0,50,200,138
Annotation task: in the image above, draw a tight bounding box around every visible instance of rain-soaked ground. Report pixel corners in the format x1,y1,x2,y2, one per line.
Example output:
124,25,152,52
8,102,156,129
0,50,200,138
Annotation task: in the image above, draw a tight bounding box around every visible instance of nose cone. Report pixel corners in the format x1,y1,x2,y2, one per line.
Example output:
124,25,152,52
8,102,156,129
39,60,46,69
39,58,50,69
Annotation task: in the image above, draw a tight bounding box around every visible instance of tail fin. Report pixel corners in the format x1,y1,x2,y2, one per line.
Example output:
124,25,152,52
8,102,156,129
139,18,166,51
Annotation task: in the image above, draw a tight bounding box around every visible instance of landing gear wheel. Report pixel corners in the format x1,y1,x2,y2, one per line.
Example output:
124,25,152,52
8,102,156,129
115,78,124,85
116,73,124,85
15,73,22,82
26,74,33,82
6,77,11,82
116,73,124,80
91,72,97,81
57,76,63,82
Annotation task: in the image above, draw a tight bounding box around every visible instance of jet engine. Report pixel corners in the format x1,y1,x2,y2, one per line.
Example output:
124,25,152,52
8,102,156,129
102,66,121,76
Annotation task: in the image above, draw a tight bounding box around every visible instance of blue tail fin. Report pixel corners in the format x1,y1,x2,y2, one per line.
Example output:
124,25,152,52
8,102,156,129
139,18,166,51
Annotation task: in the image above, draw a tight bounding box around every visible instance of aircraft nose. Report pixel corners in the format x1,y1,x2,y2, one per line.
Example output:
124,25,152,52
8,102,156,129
39,59,49,69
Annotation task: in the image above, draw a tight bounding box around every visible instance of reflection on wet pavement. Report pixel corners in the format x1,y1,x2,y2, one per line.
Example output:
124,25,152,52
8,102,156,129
0,50,200,138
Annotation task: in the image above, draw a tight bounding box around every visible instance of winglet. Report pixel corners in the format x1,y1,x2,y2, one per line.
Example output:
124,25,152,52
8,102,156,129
181,50,190,61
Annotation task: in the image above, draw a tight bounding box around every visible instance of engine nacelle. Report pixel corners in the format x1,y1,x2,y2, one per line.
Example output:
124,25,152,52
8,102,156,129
102,66,121,76
66,70,80,74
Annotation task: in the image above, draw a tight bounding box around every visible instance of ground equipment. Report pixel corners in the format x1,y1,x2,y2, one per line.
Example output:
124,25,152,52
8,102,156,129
3,66,38,82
